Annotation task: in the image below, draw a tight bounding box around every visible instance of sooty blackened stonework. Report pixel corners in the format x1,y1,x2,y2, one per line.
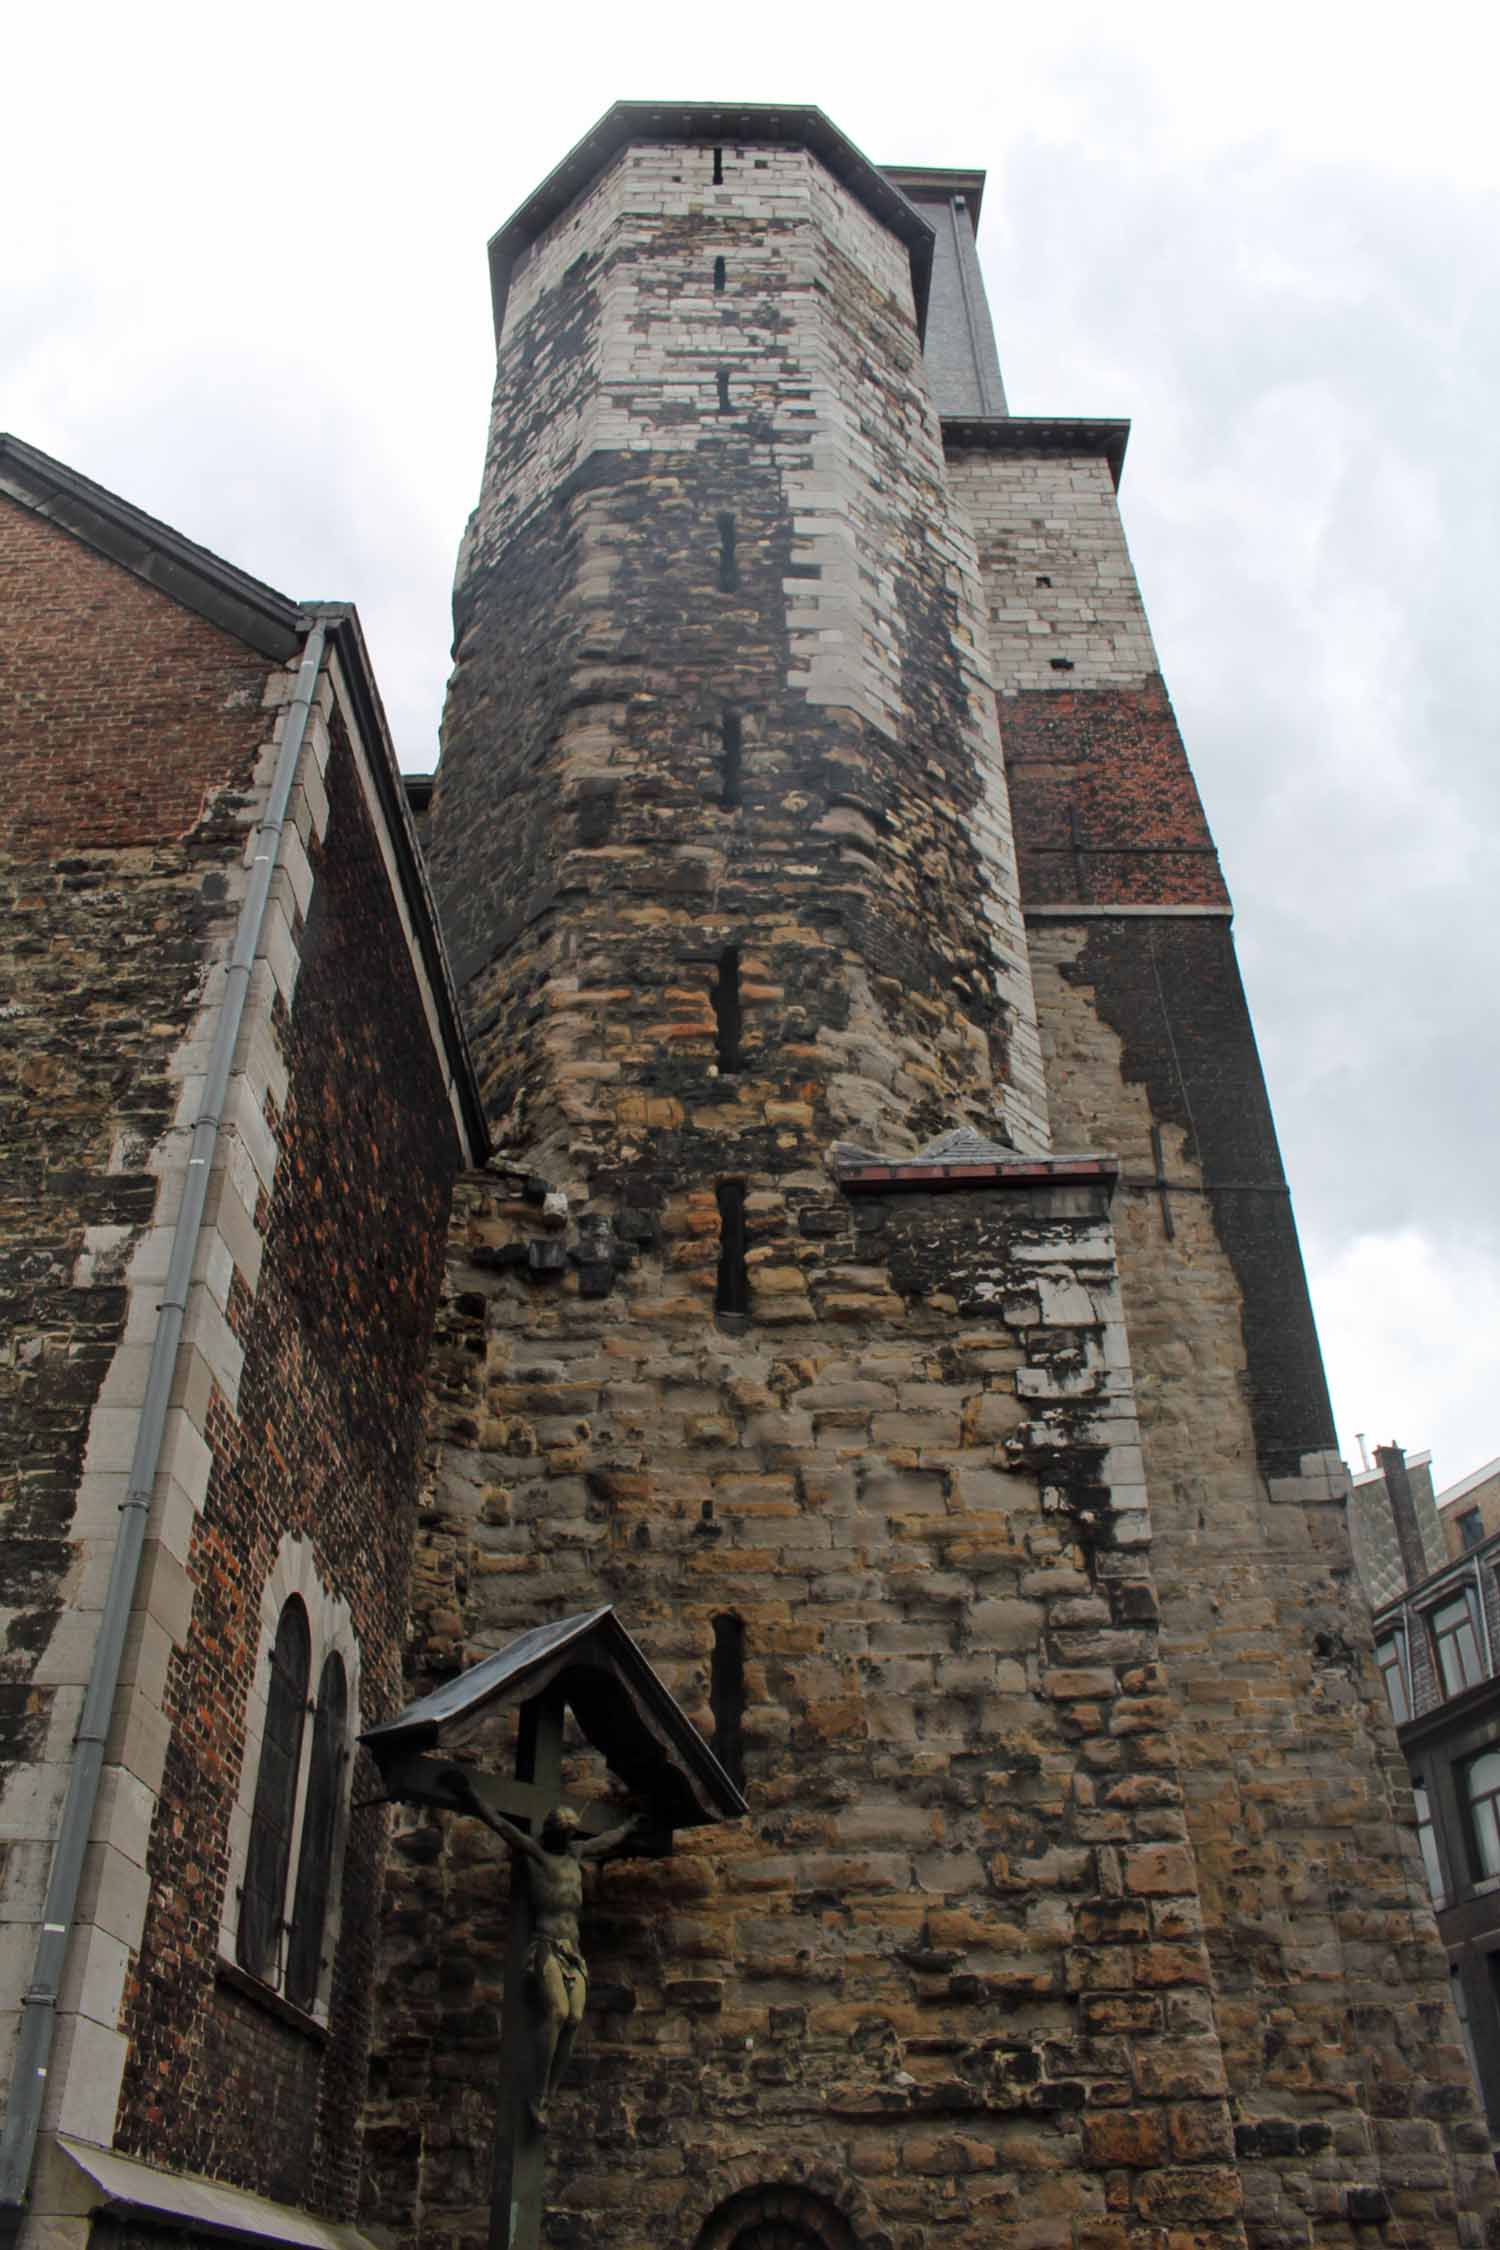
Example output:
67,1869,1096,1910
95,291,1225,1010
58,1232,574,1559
428,138,1046,1180
112,713,459,2214
1056,917,1334,1477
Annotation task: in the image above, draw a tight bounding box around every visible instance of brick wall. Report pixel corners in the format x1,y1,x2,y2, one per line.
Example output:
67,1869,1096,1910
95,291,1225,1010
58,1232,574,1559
111,710,460,2214
0,499,272,855
0,499,273,2099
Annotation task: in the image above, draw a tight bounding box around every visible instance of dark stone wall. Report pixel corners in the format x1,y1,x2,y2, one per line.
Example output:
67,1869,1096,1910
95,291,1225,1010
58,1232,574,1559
1060,915,1335,1475
111,714,460,2216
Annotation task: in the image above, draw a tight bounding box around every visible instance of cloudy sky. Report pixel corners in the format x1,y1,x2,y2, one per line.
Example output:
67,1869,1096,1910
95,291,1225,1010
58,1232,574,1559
6,1,1497,1489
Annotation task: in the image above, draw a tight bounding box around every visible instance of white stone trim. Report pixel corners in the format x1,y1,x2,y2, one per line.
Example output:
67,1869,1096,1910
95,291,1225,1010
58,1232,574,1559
217,1534,362,2025
1024,903,1234,921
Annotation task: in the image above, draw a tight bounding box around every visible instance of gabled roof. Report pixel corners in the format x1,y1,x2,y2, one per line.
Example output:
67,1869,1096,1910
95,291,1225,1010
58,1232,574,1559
362,1607,747,1830
0,433,303,660
487,100,936,341
0,433,488,1163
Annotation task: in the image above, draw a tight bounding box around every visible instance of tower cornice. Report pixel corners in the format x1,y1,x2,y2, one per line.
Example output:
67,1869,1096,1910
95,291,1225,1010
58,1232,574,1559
486,100,937,341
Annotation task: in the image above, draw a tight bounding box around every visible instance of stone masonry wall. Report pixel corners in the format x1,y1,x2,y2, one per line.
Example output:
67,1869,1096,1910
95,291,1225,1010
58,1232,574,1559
369,135,1258,2250
0,498,273,2106
942,439,1496,2244
941,454,1157,694
367,1162,1244,2250
1031,924,1496,2248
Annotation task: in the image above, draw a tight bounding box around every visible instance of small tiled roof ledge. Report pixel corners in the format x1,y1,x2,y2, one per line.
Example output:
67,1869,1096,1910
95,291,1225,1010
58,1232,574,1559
832,1140,1119,1197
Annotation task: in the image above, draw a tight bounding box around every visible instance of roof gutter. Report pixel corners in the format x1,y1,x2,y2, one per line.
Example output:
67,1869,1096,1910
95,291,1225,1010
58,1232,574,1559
0,623,329,2243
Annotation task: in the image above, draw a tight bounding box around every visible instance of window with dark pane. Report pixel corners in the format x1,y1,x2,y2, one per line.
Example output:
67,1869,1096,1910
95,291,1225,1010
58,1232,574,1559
1430,1591,1484,1698
1468,1748,1500,1881
1377,1630,1410,1723
237,1597,311,1981
1412,1772,1448,1906
285,1651,348,2012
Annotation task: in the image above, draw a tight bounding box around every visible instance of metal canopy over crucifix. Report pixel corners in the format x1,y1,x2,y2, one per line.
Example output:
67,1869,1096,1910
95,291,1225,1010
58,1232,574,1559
361,1608,746,2250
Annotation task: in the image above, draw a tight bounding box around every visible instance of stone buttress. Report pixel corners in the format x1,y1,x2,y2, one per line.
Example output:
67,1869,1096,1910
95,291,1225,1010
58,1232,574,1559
363,105,1494,2250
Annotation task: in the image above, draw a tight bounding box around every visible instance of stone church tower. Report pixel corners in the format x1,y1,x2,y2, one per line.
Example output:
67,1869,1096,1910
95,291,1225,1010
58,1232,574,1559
363,104,1495,2250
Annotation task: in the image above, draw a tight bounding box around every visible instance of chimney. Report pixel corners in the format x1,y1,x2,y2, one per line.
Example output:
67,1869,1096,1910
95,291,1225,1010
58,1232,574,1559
1376,1442,1428,1590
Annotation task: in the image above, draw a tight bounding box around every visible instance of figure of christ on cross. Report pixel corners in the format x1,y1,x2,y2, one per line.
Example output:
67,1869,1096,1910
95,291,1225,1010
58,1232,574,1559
443,1769,638,2130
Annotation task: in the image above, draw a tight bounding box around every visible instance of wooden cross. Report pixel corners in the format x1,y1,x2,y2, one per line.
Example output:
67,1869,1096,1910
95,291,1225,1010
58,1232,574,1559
383,1711,664,2250
361,1609,746,2250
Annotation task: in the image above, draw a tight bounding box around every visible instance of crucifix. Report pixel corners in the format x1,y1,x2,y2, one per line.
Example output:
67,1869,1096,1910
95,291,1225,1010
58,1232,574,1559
361,1608,746,2250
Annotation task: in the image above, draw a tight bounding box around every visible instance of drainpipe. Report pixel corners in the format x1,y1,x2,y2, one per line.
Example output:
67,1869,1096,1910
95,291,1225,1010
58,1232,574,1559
1474,1558,1496,1683
0,624,328,2243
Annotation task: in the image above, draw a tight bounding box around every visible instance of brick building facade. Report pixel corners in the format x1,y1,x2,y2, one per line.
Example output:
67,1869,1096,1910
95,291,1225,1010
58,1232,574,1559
1,96,1494,2250
1354,1445,1500,2147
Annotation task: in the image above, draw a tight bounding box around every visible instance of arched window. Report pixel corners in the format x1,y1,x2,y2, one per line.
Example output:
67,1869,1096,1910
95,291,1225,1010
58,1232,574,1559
285,1651,349,2011
696,2186,861,2250
238,1597,311,1981
235,1596,354,2011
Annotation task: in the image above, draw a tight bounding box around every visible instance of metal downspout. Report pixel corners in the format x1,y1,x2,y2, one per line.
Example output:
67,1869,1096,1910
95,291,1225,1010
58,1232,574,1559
0,623,329,2239
1476,1558,1495,1683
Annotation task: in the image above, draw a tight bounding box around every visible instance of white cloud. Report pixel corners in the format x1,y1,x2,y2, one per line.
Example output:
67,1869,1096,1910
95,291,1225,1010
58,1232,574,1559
1308,1227,1500,1487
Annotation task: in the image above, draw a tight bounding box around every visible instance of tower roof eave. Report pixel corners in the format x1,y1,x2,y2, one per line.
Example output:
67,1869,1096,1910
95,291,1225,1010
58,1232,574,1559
486,99,937,342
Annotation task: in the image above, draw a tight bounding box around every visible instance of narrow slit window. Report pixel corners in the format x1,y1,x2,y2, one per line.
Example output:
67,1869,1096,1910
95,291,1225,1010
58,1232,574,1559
710,1613,746,1789
719,709,743,808
712,146,724,185
715,1180,749,1320
717,514,738,592
712,946,742,1073
716,367,732,413
713,255,726,292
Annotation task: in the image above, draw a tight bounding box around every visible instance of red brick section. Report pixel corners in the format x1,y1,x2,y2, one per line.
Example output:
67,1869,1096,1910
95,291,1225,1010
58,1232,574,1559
112,715,461,2218
0,502,272,1808
0,498,272,853
1000,677,1231,910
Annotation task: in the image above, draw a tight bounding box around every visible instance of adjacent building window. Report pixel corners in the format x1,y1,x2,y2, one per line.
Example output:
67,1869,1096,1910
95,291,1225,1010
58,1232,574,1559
1458,1508,1485,1553
1452,1966,1484,2098
1378,1631,1411,1724
1466,1749,1500,1881
1430,1590,1485,1698
1412,1774,1448,1908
